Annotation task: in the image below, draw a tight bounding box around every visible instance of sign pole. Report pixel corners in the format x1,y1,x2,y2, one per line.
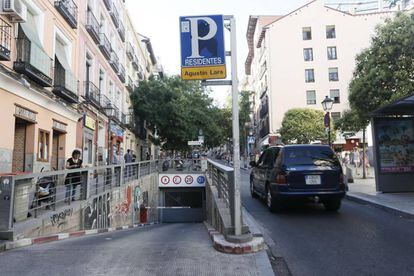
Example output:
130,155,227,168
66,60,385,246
229,16,242,236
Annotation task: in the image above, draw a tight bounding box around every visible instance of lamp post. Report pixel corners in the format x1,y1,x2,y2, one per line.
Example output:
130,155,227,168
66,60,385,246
321,96,334,147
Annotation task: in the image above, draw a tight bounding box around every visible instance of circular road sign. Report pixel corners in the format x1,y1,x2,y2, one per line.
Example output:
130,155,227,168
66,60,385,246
185,175,194,185
173,175,182,185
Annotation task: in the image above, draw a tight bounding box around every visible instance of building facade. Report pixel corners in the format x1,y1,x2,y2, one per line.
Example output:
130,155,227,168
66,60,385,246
245,0,393,149
0,0,159,174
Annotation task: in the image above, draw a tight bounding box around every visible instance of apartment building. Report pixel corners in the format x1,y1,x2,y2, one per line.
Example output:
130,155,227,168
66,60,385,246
0,0,160,173
245,0,393,149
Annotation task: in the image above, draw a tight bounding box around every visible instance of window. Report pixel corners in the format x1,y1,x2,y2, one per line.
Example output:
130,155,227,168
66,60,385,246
302,27,312,40
99,69,105,93
303,48,313,61
329,67,339,81
326,25,336,39
305,69,315,83
330,89,340,103
327,46,337,60
38,129,50,162
331,112,341,123
306,90,316,105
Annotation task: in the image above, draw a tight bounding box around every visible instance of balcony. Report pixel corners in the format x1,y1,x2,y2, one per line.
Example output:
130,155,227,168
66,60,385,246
54,0,78,29
137,69,144,81
126,76,134,92
85,10,100,44
109,3,119,28
125,114,135,129
52,60,79,103
99,33,112,60
132,55,139,71
100,94,111,109
103,0,112,11
84,81,101,109
0,18,11,61
118,21,125,42
134,116,147,139
104,105,121,123
118,63,125,83
259,104,268,119
121,112,127,125
126,42,134,60
109,52,119,73
14,31,53,87
259,119,270,139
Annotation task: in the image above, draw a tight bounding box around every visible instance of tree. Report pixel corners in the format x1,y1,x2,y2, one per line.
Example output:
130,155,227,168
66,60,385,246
279,108,326,144
348,13,414,117
130,76,231,151
334,109,368,135
239,90,252,155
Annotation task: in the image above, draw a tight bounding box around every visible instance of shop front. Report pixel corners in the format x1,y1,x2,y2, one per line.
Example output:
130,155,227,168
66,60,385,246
83,114,96,166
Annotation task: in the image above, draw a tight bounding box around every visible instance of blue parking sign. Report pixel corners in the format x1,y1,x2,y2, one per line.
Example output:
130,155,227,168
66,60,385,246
180,15,226,80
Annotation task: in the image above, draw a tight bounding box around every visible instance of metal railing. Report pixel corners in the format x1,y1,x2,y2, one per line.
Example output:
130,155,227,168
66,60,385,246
86,10,100,43
206,160,234,208
126,42,134,60
110,51,119,73
160,158,207,173
110,3,119,27
53,61,78,101
5,160,159,228
126,76,134,92
100,94,111,109
118,63,126,83
99,33,112,59
0,17,12,61
84,81,101,108
118,21,125,42
54,0,78,28
103,0,112,11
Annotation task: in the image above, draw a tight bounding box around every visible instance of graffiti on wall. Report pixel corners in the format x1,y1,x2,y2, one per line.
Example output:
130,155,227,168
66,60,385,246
114,186,132,215
83,192,111,230
50,208,73,227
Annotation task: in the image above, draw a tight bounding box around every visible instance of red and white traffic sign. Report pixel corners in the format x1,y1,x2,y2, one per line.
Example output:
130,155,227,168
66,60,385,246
185,175,194,185
173,175,182,185
161,176,170,185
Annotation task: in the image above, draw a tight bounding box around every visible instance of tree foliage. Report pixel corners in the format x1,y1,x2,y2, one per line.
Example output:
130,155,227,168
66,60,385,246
130,76,231,151
239,90,252,153
334,109,368,134
279,108,326,144
348,13,414,118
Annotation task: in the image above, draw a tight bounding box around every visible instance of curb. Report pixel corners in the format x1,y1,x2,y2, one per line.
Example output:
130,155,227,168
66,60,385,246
204,222,265,254
346,194,414,218
0,222,159,253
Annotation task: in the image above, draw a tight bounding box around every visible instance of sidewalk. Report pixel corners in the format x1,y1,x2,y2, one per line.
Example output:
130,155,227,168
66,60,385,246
346,166,414,217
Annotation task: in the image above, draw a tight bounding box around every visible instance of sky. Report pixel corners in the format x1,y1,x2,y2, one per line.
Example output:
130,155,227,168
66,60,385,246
125,0,310,105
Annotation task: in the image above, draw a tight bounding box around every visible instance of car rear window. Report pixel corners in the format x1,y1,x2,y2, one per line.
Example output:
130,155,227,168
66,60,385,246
284,147,340,167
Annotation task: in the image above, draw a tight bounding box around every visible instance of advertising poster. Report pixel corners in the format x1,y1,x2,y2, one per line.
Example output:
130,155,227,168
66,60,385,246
377,119,414,173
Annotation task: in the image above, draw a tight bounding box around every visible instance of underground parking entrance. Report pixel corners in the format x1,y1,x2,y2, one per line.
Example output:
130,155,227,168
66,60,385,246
158,173,206,223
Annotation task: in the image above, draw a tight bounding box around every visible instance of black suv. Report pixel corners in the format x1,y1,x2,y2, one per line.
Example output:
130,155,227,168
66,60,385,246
250,145,346,212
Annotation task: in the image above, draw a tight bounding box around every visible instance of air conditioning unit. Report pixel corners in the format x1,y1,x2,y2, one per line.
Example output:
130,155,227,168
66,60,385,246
2,0,27,23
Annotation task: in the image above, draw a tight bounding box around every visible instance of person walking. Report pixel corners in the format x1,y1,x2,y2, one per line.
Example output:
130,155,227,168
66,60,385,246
65,150,83,202
124,149,133,179
353,148,360,175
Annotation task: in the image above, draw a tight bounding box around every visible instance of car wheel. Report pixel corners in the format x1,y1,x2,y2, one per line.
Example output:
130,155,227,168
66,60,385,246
323,199,342,212
250,178,259,199
266,185,283,212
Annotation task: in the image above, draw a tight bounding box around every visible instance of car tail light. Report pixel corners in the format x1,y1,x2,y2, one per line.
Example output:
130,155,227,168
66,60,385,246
275,173,287,184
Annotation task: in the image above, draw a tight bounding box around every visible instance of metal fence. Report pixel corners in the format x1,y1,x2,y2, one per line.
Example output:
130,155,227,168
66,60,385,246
3,160,159,229
206,160,234,209
160,158,207,173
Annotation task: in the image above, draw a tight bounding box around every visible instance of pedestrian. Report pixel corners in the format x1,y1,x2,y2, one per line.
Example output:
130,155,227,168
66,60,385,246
65,149,83,202
146,152,150,160
343,152,350,167
353,148,360,175
124,149,133,163
131,150,137,162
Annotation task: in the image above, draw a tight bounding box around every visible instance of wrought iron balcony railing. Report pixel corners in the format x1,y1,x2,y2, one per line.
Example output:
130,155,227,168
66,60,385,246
109,51,119,73
118,21,125,42
100,94,111,109
0,17,12,61
53,60,79,103
54,0,78,29
84,81,101,109
14,31,53,87
99,33,112,60
126,76,134,92
132,55,139,71
103,0,112,11
109,3,119,27
85,10,100,44
126,42,134,60
118,63,125,83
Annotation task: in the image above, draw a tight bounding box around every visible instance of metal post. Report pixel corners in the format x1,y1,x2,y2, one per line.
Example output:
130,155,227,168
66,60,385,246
328,111,331,147
229,16,242,236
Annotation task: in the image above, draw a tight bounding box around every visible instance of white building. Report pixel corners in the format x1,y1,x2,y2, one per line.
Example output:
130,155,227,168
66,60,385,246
245,0,394,149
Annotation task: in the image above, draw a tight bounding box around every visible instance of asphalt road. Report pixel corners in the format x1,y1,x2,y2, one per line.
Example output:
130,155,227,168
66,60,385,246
241,169,414,276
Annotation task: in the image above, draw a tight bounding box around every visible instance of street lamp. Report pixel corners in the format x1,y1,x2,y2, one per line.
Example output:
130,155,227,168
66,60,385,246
321,96,334,146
